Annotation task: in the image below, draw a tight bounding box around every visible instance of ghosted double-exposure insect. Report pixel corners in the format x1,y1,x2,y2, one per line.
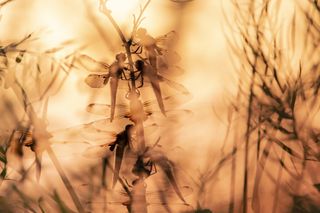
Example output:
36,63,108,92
78,53,129,121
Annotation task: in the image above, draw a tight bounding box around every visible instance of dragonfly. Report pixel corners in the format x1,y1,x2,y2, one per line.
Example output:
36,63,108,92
82,130,190,206
134,59,190,115
134,28,184,76
80,123,160,188
77,53,129,122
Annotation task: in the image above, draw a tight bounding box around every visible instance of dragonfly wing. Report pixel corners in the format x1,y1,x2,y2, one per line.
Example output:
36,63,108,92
155,31,178,50
158,75,189,95
82,143,113,158
158,64,184,77
157,51,183,75
76,54,109,72
164,51,181,64
86,118,130,133
143,109,193,126
143,92,192,115
51,122,116,142
86,103,128,116
85,74,110,88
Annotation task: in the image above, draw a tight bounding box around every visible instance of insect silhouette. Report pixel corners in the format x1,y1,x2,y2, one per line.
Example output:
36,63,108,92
134,28,184,76
80,53,129,121
81,123,159,187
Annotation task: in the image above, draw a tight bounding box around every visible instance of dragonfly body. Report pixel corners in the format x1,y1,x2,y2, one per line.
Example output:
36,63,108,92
81,53,127,121
135,28,162,70
127,90,148,154
135,60,166,115
109,53,127,122
112,124,133,188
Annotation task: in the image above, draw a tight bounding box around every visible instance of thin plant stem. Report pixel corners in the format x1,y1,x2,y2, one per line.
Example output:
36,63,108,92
10,78,85,213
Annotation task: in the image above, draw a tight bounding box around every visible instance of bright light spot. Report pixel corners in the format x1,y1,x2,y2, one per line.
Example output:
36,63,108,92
105,0,140,23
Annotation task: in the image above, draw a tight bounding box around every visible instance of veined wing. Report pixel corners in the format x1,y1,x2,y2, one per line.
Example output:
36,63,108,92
85,73,110,88
154,31,184,77
155,31,179,51
86,103,129,117
76,54,109,72
142,93,192,111
86,93,192,117
79,123,159,159
6,129,90,159
82,142,114,158
158,62,184,77
51,120,118,142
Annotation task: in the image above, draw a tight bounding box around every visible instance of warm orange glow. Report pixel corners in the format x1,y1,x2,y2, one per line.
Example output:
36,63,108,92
105,0,140,23
1,0,319,213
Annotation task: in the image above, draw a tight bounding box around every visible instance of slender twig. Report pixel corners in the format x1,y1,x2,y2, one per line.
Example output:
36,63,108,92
10,66,85,213
99,0,137,89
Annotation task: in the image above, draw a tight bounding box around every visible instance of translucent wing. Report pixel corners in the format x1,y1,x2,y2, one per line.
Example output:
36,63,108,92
51,121,118,142
76,122,159,159
82,143,114,158
76,54,109,72
158,59,184,77
157,75,189,95
86,103,129,116
155,31,179,51
6,129,89,160
143,93,192,112
147,109,193,124
85,73,110,88
154,32,184,77
86,93,192,118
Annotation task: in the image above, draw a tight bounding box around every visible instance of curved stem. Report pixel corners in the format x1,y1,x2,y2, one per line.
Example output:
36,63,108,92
130,0,151,41
99,0,137,90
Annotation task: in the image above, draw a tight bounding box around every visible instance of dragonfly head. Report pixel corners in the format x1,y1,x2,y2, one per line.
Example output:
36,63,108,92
134,60,144,71
132,155,156,178
125,124,134,131
136,28,147,39
116,52,126,63
0,48,5,56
